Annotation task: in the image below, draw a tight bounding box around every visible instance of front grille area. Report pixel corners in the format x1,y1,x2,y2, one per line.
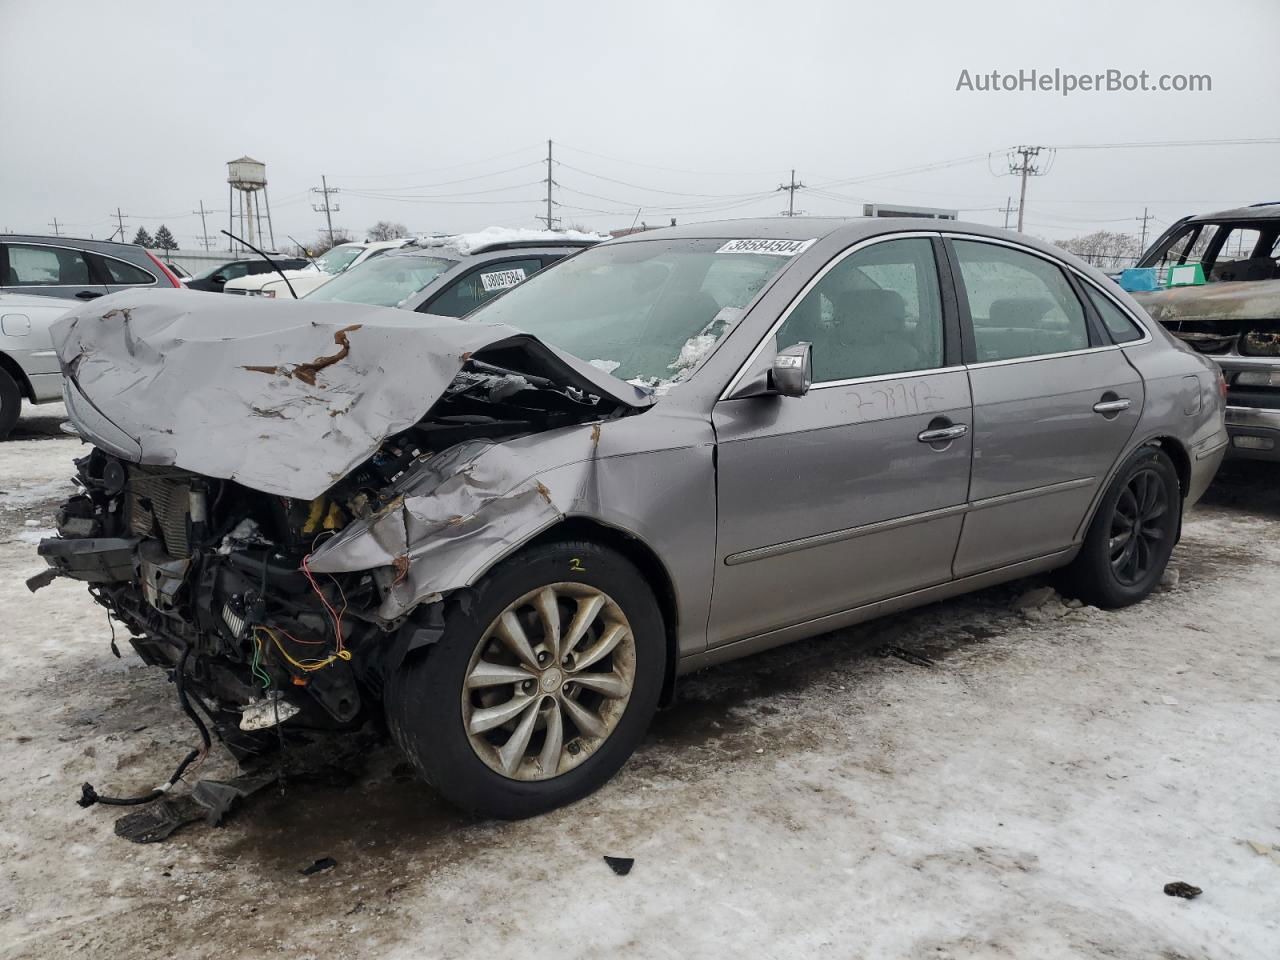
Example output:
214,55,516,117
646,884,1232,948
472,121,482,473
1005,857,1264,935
126,467,194,557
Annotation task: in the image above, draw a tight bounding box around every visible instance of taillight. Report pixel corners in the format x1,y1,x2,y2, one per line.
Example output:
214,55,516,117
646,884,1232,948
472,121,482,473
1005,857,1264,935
145,250,183,288
1218,368,1228,399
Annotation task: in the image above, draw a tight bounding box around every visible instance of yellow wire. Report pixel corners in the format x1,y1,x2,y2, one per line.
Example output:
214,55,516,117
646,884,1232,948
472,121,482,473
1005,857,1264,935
254,626,351,673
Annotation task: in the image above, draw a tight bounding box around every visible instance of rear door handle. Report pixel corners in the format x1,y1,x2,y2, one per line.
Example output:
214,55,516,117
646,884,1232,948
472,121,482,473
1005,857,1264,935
917,423,968,443
1092,398,1131,415
75,290,104,300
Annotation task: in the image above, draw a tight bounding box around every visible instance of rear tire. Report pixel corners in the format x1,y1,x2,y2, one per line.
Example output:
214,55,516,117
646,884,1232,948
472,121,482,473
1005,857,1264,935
385,539,666,819
1058,445,1180,609
0,368,22,441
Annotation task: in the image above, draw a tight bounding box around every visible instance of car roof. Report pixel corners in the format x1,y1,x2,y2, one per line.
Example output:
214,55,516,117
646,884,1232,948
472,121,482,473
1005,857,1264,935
0,233,142,250
1186,202,1280,223
383,241,594,261
608,217,853,243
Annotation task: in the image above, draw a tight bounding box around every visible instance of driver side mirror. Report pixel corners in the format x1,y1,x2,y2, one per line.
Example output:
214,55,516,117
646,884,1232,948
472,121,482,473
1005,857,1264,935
211,274,226,284
770,342,812,397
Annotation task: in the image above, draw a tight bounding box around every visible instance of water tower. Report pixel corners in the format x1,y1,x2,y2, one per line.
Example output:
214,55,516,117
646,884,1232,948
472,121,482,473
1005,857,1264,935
226,156,276,251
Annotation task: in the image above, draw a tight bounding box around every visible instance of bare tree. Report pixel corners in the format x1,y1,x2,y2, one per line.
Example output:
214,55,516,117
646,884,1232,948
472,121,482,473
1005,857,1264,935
1056,230,1142,270
367,220,408,242
307,230,354,255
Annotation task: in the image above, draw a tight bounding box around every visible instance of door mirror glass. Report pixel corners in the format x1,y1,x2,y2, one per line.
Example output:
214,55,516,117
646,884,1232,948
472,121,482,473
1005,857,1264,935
771,342,812,397
210,274,226,284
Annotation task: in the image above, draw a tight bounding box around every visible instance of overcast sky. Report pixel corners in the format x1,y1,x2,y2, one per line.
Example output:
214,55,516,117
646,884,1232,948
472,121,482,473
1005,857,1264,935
2,0,1277,250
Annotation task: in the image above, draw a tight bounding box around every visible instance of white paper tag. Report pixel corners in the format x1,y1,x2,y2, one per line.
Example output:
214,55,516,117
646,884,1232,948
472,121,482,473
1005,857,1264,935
716,238,816,257
1169,264,1197,285
479,268,527,292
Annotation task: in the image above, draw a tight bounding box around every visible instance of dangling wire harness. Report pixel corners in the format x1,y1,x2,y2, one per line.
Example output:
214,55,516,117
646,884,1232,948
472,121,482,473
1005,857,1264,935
77,642,213,808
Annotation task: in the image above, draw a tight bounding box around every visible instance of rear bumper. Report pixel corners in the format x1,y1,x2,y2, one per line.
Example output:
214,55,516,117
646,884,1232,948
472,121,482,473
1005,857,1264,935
1224,405,1280,462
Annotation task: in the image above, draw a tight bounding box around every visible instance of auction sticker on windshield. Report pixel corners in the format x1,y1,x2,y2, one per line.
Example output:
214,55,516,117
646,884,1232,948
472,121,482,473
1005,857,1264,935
716,238,816,256
479,268,528,292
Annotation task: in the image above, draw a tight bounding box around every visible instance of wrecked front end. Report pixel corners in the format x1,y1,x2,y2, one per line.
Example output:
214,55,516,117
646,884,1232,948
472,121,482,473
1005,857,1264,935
1133,280,1280,460
35,291,649,758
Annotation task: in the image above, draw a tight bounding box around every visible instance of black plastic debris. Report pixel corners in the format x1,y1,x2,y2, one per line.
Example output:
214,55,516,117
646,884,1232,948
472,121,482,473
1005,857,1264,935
191,774,278,825
301,857,338,876
603,856,634,876
876,645,935,667
114,798,204,843
1163,881,1202,899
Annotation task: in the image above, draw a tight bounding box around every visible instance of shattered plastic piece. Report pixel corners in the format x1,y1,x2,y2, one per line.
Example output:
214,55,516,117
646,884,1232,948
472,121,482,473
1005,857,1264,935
603,856,634,876
301,857,338,876
1163,881,1202,899
114,797,204,843
876,645,935,668
191,775,278,825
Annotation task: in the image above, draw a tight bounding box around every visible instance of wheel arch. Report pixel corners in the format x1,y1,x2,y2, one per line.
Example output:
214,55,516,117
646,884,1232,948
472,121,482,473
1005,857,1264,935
1075,433,1189,544
524,516,681,706
0,350,34,401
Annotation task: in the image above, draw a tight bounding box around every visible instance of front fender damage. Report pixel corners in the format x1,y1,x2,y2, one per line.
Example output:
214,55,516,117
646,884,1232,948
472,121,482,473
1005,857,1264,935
308,432,599,621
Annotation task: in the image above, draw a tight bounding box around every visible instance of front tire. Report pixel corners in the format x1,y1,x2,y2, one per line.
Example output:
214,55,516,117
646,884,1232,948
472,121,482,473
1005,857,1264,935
1059,445,1181,609
385,539,666,819
0,368,22,441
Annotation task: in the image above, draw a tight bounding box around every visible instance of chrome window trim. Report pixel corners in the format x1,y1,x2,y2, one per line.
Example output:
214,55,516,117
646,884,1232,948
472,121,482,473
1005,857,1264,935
719,230,942,400
1,240,158,287
941,232,1154,351
965,343,1122,370
809,365,967,391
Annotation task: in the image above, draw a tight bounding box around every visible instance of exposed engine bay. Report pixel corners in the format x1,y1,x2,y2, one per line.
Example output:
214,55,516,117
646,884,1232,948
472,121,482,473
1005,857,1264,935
36,357,634,756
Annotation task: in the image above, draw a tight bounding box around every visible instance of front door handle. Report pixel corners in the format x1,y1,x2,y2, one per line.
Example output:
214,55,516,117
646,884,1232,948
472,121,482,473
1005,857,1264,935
75,290,104,300
1092,398,1131,415
917,423,969,443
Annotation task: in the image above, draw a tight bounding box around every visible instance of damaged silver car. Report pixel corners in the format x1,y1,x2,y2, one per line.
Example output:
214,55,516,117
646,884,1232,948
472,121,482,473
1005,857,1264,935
35,219,1227,819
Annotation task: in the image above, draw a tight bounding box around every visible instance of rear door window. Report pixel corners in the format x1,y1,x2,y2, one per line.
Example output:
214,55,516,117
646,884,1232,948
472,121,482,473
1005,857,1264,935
1082,285,1145,344
952,240,1091,362
425,258,544,317
95,255,156,285
5,243,96,286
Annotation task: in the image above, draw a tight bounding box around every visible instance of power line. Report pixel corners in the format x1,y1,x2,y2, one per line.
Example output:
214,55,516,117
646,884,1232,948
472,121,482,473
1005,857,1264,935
1136,207,1155,249
1000,196,1016,230
311,175,340,245
778,169,806,216
1007,146,1051,232
110,208,128,242
538,140,560,230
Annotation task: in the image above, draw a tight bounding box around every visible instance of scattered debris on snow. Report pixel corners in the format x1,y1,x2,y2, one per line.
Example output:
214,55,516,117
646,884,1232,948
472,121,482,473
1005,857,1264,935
602,856,634,876
1163,881,1202,900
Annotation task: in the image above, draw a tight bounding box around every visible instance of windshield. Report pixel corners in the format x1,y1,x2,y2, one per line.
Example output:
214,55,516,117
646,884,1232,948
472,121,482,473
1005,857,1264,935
304,253,455,307
467,238,792,388
315,245,364,274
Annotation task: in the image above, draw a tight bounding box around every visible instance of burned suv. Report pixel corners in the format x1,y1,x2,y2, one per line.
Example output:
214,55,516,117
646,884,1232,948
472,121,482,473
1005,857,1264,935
1128,203,1280,460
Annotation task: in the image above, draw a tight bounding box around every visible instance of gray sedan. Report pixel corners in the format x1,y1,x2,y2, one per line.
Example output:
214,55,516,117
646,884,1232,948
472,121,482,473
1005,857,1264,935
40,218,1227,820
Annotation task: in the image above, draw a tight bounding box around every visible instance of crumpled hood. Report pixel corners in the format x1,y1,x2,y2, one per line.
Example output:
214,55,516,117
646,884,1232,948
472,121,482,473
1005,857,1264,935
1130,278,1280,325
52,290,651,499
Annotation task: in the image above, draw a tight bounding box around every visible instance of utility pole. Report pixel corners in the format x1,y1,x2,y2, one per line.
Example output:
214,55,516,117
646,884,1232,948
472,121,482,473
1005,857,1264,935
311,175,340,245
999,196,1016,230
1007,146,1047,232
537,139,560,230
47,217,63,237
112,208,128,242
193,200,215,250
1136,206,1154,251
777,169,805,216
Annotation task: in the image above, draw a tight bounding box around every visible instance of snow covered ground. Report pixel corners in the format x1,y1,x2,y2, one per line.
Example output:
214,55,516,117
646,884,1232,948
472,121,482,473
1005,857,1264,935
1,404,1277,960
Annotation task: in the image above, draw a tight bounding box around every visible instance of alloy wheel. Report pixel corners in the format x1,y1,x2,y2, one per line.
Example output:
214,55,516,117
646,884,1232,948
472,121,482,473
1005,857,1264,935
461,583,636,781
1109,467,1169,586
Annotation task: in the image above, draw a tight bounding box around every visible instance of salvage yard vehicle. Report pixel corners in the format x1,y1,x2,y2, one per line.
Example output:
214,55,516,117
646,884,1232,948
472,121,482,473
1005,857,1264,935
301,232,597,313
1127,203,1280,460
223,239,409,299
183,255,310,293
35,218,1227,819
0,291,72,439
1,234,184,300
